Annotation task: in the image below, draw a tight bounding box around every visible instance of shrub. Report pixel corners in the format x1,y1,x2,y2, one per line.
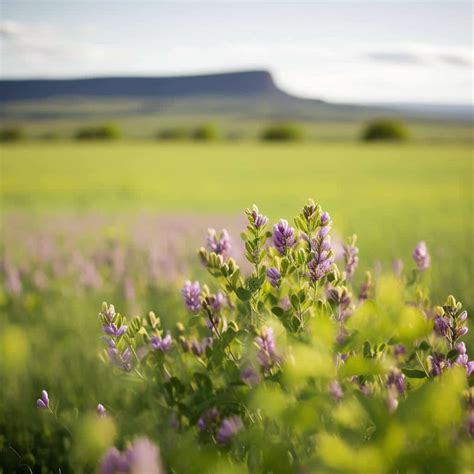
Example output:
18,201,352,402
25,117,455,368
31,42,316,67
191,123,219,141
75,124,122,141
260,122,304,141
156,127,189,141
362,118,410,142
0,126,25,142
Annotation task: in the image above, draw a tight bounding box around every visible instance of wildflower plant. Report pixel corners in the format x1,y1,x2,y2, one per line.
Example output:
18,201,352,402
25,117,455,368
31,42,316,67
87,199,474,472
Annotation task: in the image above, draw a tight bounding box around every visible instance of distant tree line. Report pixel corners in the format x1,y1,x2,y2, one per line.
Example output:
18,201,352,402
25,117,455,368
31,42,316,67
0,119,411,143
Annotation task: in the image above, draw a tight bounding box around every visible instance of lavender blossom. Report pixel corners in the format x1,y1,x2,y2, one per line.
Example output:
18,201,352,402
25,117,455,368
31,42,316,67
386,369,406,395
216,416,243,445
107,341,132,371
255,327,280,370
455,342,474,376
197,407,220,432
151,334,173,353
246,205,268,229
266,267,281,288
343,235,359,281
412,241,430,271
36,390,49,410
328,381,343,401
240,367,260,386
101,438,163,474
308,228,334,284
272,219,296,255
206,228,231,256
100,447,129,474
181,280,201,312
210,292,225,311
103,323,128,338
428,353,451,377
101,303,116,323
97,403,106,415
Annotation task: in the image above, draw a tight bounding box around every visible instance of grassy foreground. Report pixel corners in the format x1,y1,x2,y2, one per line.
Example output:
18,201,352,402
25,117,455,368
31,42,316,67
1,141,472,306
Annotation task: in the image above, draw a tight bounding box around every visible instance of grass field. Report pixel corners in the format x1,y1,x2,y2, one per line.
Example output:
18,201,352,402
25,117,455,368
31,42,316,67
1,141,472,307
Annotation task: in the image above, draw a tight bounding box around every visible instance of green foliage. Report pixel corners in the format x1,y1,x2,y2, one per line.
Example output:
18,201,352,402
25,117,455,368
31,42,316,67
156,127,189,141
260,122,304,141
192,123,219,141
75,123,122,140
1,199,473,472
362,118,410,142
0,126,25,142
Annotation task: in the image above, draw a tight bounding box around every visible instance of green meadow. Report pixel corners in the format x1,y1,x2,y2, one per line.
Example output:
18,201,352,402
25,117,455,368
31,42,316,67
1,141,472,308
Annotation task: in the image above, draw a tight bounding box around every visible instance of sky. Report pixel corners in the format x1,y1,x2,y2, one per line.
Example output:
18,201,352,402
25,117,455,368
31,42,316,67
0,1,472,104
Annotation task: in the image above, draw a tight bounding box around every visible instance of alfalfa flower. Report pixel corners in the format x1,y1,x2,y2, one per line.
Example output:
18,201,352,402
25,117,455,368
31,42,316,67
206,228,231,256
151,334,173,353
266,267,281,288
255,327,281,370
216,416,243,445
343,235,359,281
272,219,296,255
181,280,201,312
245,204,268,229
100,437,163,474
97,403,106,415
308,228,334,283
36,390,49,410
412,241,430,271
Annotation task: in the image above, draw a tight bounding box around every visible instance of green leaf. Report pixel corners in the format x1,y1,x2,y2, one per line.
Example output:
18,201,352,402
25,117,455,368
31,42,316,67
417,341,431,351
236,287,252,301
446,349,459,362
272,306,285,317
401,368,427,378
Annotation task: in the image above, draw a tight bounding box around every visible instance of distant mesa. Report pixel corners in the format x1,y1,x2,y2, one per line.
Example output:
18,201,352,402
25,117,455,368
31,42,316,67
0,70,290,102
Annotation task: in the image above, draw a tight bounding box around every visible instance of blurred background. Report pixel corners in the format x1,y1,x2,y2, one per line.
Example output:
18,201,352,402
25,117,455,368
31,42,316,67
0,0,472,467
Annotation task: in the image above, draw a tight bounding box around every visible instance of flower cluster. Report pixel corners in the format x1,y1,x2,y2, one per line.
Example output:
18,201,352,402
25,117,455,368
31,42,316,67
343,234,359,281
412,240,430,271
181,280,201,312
272,219,296,255
101,437,163,474
308,213,334,284
255,327,280,370
206,228,231,256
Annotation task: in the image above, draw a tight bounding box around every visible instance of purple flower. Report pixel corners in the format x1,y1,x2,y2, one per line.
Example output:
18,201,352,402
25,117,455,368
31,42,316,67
107,342,133,372
101,303,116,323
100,447,129,474
210,292,225,311
197,407,220,432
206,228,231,256
97,403,106,415
328,381,343,401
412,241,430,271
125,437,163,474
393,344,406,357
103,323,127,338
386,369,405,395
216,416,243,445
455,342,474,376
36,390,49,410
181,280,201,312
308,230,334,284
434,316,449,337
240,367,260,386
343,236,359,281
428,353,451,377
191,337,212,357
272,219,296,255
151,334,173,353
100,438,163,474
320,212,330,226
266,267,281,288
255,327,280,370
246,205,268,229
